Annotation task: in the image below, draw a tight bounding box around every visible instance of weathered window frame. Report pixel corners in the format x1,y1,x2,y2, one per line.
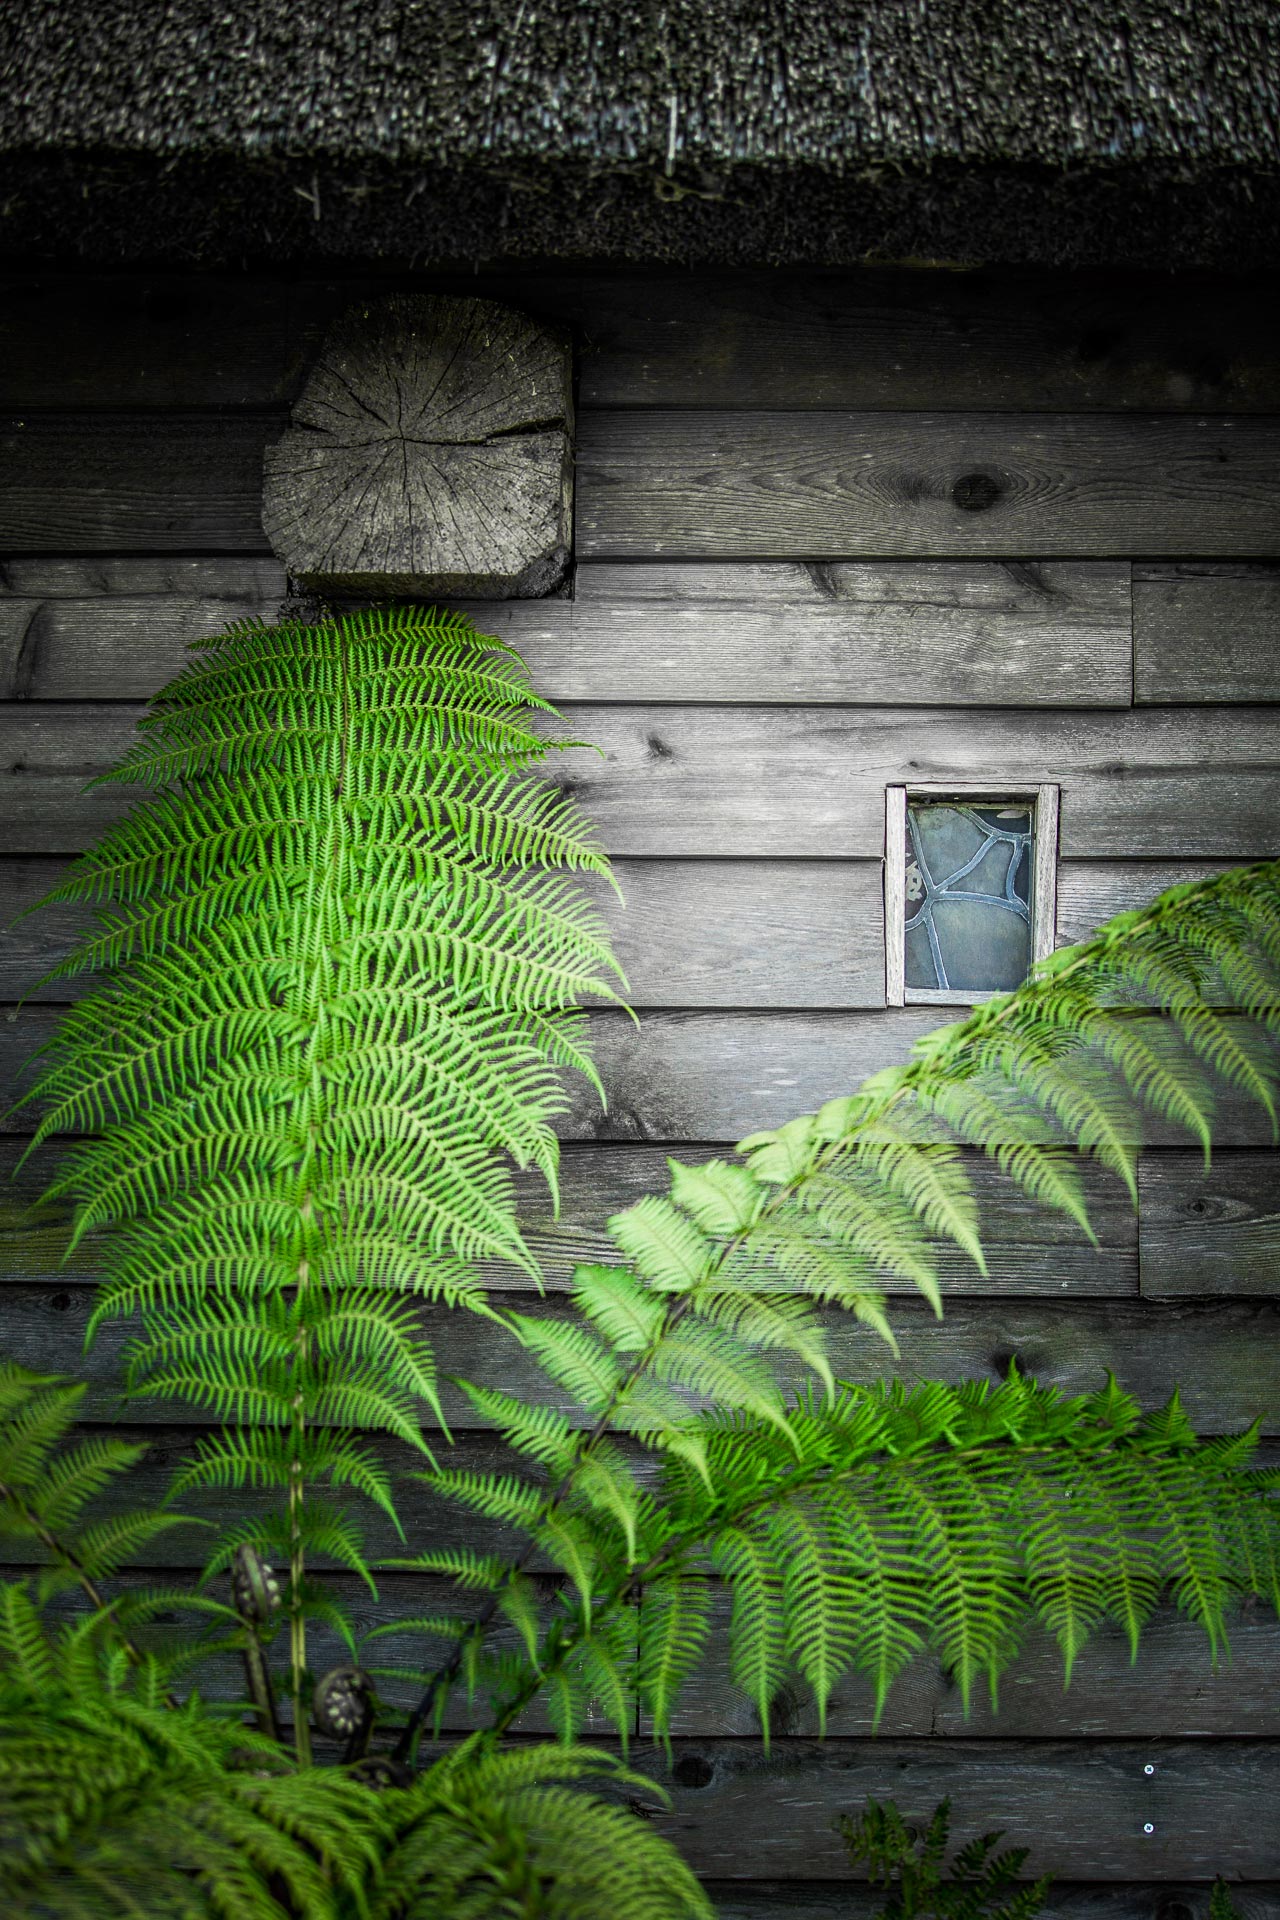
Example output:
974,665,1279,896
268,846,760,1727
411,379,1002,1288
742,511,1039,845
884,783,1060,1007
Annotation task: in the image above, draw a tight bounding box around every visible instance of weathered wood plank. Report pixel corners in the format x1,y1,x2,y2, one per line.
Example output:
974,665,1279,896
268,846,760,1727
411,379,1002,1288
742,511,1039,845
0,706,142,849
542,707,1280,860
0,855,890,1011
4,857,1251,1015
0,559,1131,708
1056,863,1239,946
3,854,1263,1013
1140,1152,1280,1297
7,411,1280,561
572,272,1280,413
0,416,277,551
1134,565,1280,705
705,1887,1280,1920
0,559,288,700
576,414,1280,559
636,1739,1280,1880
5,1294,1272,1433
5,271,1280,414
3,1005,1274,1148
0,1136,1137,1299
654,1587,1280,1737
4,703,1278,858
467,561,1133,706
0,276,303,408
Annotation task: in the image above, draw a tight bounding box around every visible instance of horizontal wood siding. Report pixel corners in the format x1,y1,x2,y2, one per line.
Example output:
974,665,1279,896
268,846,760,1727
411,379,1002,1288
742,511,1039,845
576,414,1280,559
9,413,1280,560
0,267,1277,1900
707,1891,1280,1920
630,1740,1280,1881
4,703,1278,857
657,1589,1280,1737
8,854,1260,1011
1133,564,1280,704
1,1290,1272,1432
4,271,1279,414
1,1003,1274,1148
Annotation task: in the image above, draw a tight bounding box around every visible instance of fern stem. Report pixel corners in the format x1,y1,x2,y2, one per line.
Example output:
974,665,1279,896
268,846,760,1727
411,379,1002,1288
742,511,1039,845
0,1475,158,1683
284,631,352,1766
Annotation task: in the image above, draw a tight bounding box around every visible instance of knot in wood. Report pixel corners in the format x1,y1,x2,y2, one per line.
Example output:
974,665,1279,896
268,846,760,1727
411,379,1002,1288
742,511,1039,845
262,294,573,598
951,470,1003,512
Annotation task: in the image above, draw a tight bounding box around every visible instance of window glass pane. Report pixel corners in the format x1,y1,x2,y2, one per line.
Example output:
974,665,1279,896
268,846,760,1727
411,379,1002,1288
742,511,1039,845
904,801,1033,994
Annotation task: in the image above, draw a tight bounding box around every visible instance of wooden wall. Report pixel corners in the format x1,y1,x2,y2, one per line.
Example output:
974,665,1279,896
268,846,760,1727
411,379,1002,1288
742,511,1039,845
1,267,1279,1916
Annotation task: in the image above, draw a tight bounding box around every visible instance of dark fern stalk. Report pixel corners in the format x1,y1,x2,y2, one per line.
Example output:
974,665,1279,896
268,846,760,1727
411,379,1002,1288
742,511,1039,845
18,607,627,1754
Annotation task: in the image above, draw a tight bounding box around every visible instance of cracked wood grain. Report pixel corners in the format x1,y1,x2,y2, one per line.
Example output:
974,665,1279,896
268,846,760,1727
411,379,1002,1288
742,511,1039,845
262,294,573,596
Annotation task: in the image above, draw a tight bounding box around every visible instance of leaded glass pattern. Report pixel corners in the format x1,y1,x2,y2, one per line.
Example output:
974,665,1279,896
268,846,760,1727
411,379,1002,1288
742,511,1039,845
904,802,1033,994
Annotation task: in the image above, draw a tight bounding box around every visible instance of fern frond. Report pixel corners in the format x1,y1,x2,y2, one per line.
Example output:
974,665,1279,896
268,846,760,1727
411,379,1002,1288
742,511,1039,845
378,1742,711,1920
24,608,627,1739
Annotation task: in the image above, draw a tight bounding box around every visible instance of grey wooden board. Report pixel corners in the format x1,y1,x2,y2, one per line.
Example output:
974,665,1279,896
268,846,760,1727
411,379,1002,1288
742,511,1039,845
462,560,1133,707
3,1004,1275,1148
1134,565,1280,705
632,1739,1280,1881
0,415,277,551
7,411,1280,560
571,273,1280,413
576,414,1280,560
0,1135,1137,1300
653,1586,1280,1737
11,560,1280,716
538,706,1280,860
4,1293,1274,1433
5,271,1280,414
0,558,1134,708
24,1571,1275,1740
1140,1152,1280,1297
2,854,1250,1013
1055,864,1241,946
4,703,1279,858
0,854,890,1011
0,558,289,699
0,275,303,408
705,1888,1280,1920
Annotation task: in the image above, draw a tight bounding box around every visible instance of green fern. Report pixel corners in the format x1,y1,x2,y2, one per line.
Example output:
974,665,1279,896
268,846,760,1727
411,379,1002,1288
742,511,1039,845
376,1739,710,1920
19,607,627,1754
402,1369,1279,1749
389,861,1280,1757
839,1796,1051,1920
0,1633,708,1920
0,1360,191,1624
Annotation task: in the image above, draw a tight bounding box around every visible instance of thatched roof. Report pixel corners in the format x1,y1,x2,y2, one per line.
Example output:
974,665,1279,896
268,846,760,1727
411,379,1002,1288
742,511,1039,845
2,1,1277,268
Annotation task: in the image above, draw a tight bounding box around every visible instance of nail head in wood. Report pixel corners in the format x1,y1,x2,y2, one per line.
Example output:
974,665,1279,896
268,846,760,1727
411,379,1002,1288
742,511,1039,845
262,294,573,598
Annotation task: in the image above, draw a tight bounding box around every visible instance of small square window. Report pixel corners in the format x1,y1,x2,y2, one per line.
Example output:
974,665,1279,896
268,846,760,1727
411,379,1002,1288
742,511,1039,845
884,784,1059,1006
